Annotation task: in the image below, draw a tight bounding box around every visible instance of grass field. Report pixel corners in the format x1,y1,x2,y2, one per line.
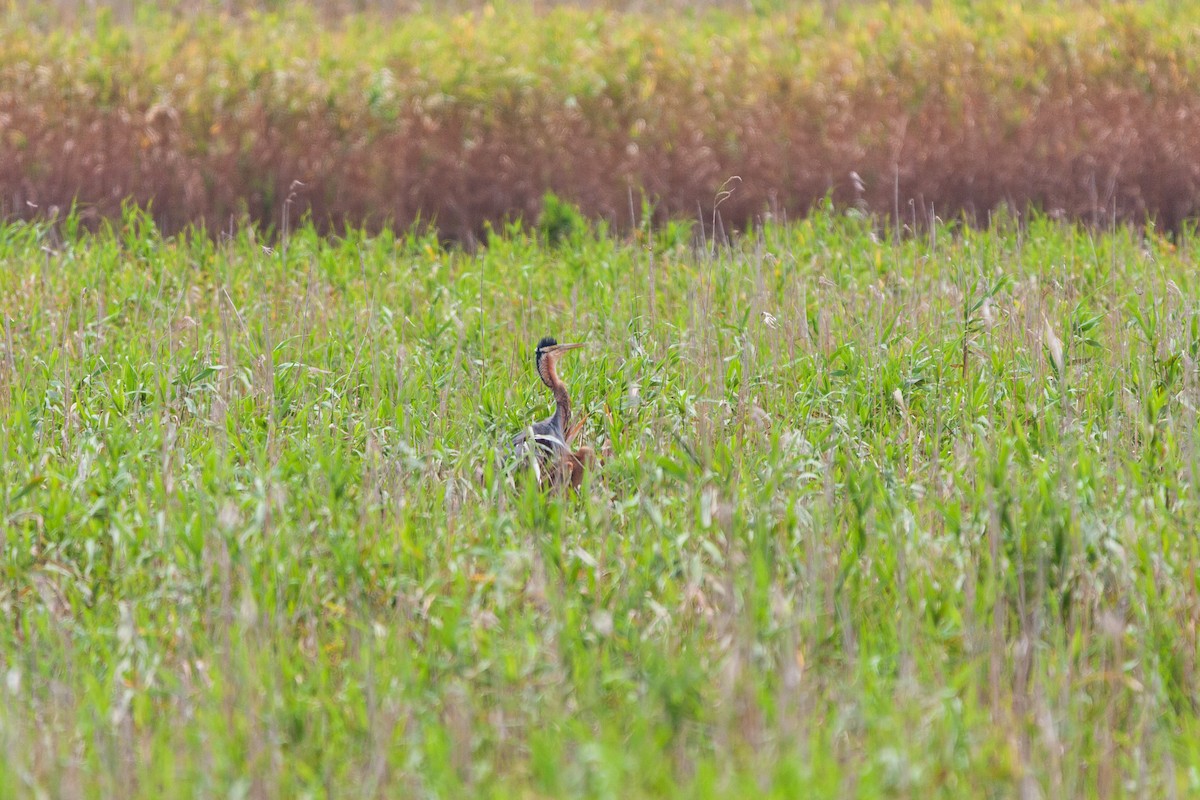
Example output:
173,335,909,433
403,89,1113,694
2,207,1199,796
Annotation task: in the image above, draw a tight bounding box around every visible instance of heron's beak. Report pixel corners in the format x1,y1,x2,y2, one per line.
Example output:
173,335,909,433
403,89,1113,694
552,342,584,353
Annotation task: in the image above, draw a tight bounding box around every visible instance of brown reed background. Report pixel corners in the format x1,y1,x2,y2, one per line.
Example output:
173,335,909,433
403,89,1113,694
4,1,1199,238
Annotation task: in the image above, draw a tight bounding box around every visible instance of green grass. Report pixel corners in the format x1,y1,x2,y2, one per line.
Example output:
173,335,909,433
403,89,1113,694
2,207,1199,797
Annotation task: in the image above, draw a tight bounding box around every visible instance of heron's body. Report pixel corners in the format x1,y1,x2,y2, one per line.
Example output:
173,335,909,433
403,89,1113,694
511,417,568,460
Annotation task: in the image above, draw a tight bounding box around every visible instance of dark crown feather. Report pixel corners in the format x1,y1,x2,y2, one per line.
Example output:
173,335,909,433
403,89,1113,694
536,336,558,354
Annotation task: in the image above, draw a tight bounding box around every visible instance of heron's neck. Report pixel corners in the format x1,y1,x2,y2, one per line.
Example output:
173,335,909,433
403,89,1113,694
542,361,571,432
552,382,571,432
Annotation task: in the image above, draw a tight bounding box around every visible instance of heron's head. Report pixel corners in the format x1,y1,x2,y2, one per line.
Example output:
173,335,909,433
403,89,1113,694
536,336,584,386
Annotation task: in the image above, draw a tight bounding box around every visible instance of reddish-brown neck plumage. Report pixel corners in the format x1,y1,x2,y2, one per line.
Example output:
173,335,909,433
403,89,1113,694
540,356,571,433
